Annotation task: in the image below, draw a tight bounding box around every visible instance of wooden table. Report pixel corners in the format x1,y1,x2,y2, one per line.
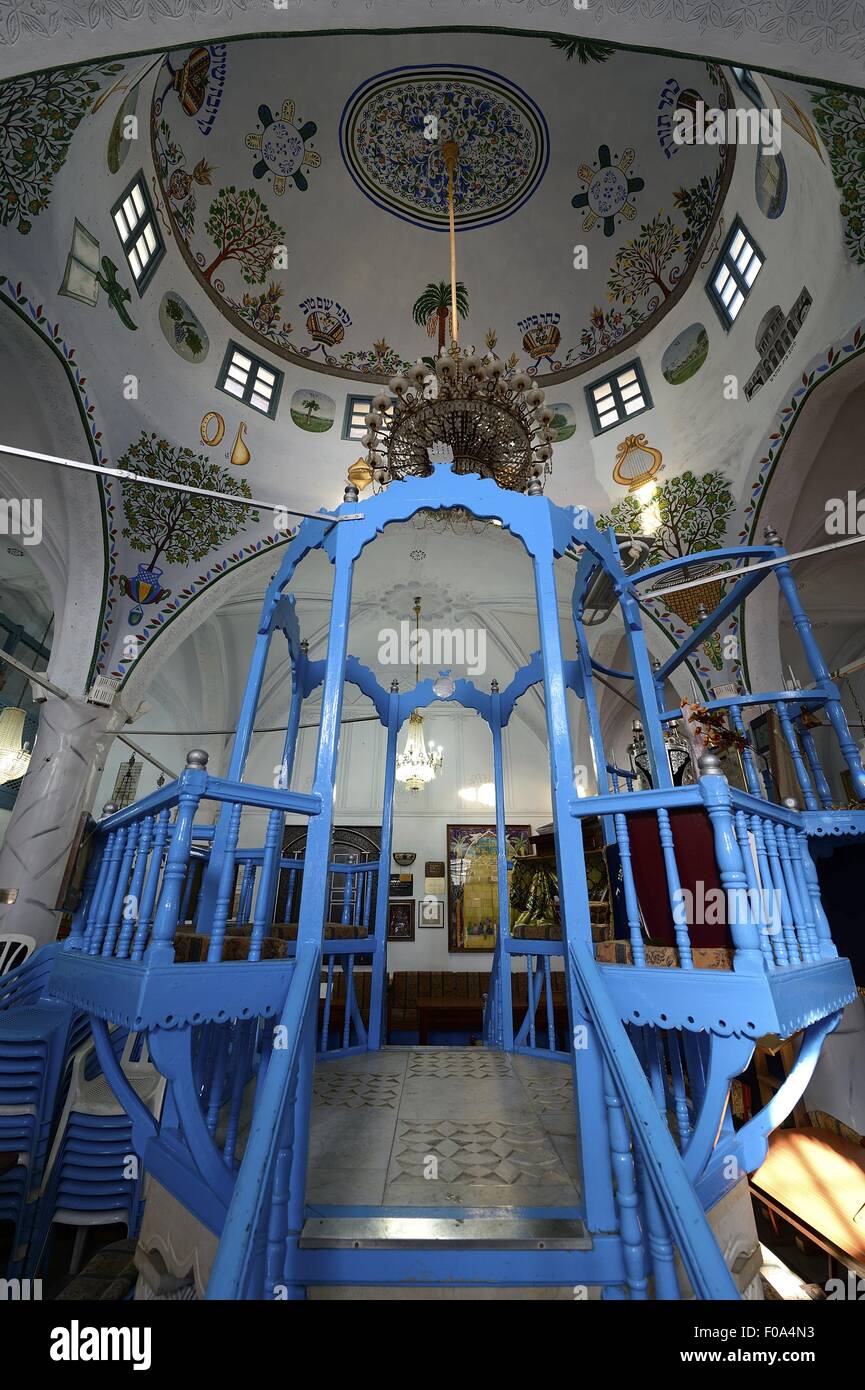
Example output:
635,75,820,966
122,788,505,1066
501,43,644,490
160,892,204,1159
750,1126,865,1277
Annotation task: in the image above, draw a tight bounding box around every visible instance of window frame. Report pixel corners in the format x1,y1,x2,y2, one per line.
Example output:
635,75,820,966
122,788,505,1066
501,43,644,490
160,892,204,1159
216,341,284,420
706,216,764,331
584,359,653,436
110,173,165,296
342,394,395,441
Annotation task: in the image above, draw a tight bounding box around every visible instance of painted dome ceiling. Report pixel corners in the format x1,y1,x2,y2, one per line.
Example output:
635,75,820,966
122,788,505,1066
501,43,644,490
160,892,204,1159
149,32,733,383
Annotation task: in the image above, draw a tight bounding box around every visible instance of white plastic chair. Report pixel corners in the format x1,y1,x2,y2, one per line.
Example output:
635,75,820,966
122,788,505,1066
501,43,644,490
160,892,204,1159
35,1032,166,1274
0,933,36,976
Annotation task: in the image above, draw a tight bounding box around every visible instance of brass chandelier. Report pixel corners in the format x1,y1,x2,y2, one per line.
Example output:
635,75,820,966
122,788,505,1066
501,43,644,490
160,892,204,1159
357,141,556,497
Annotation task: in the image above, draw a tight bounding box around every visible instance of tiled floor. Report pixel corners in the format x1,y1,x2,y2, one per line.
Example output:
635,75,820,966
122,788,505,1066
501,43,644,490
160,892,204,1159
306,1048,581,1210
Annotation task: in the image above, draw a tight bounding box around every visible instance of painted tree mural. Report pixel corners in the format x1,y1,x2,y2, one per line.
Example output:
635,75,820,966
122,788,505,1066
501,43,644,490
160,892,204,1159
599,470,734,668
812,89,865,266
202,187,285,285
598,470,733,566
673,173,721,260
119,432,259,570
606,213,683,307
549,36,616,63
301,397,320,424
412,279,469,353
0,61,124,234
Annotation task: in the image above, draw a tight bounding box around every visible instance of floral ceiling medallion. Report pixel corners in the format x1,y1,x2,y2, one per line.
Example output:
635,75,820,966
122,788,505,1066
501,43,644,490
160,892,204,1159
572,145,644,236
339,64,549,231
245,99,320,195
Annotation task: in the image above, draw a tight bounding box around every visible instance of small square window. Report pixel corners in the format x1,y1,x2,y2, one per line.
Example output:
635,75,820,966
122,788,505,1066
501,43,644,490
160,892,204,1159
342,394,395,441
217,342,283,419
110,174,165,295
707,217,764,329
585,360,652,435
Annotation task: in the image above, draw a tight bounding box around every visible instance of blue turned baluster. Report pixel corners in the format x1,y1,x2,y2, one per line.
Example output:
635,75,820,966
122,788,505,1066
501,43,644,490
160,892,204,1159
729,704,763,799
207,802,243,963
765,524,865,799
102,822,140,957
795,715,833,809
698,754,764,974
782,824,819,963
760,819,800,964
146,750,209,965
795,826,836,960
603,1058,649,1300
774,700,818,810
748,813,788,967
733,810,776,970
614,811,645,966
116,815,154,959
131,808,171,960
656,807,693,970
87,823,128,955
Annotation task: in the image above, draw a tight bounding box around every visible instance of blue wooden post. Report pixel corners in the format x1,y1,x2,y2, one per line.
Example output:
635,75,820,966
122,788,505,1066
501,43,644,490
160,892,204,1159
147,751,209,966
618,585,673,789
283,519,356,1284
796,715,833,809
774,700,818,810
532,537,616,1233
369,683,398,1050
766,525,865,798
491,683,514,1051
730,704,763,798
697,753,764,975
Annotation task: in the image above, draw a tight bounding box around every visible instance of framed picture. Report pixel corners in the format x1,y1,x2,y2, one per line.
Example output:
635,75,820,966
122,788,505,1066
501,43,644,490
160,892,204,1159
425,861,445,877
447,823,532,953
418,898,444,928
389,872,413,898
387,899,415,942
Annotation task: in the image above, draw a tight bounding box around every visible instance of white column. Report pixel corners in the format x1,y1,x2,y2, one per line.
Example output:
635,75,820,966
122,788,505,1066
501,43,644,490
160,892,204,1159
0,693,125,945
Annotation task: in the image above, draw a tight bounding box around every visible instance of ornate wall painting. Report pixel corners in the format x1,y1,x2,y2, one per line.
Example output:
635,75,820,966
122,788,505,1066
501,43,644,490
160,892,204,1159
289,388,335,432
518,313,562,373
0,59,125,234
572,145,644,236
154,117,215,241
755,150,788,220
612,434,663,491
548,403,576,442
245,99,320,194
387,899,415,943
447,823,532,954
811,90,865,266
117,430,257,625
159,290,209,362
744,288,812,401
598,470,734,671
340,66,549,232
661,322,709,384
200,411,225,446
414,280,469,357
229,421,250,467
657,78,708,159
154,45,228,136
199,186,285,288
58,223,137,329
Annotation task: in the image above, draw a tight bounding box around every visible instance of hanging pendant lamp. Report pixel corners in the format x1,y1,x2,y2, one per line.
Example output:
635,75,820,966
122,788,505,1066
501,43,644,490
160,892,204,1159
394,597,444,794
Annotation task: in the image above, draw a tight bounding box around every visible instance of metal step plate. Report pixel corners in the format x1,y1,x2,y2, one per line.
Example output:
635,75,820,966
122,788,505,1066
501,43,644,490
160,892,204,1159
300,1216,590,1251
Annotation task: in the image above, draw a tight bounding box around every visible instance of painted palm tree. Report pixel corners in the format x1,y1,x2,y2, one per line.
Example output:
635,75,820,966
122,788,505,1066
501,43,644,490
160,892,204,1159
302,397,320,424
412,280,469,353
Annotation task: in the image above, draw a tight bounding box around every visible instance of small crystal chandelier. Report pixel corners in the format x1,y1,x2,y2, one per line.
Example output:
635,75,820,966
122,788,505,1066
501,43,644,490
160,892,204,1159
394,597,444,793
357,141,555,497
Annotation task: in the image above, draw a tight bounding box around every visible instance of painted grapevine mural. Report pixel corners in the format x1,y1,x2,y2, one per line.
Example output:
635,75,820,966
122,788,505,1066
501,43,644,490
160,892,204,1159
811,89,865,266
151,40,730,382
0,60,125,234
